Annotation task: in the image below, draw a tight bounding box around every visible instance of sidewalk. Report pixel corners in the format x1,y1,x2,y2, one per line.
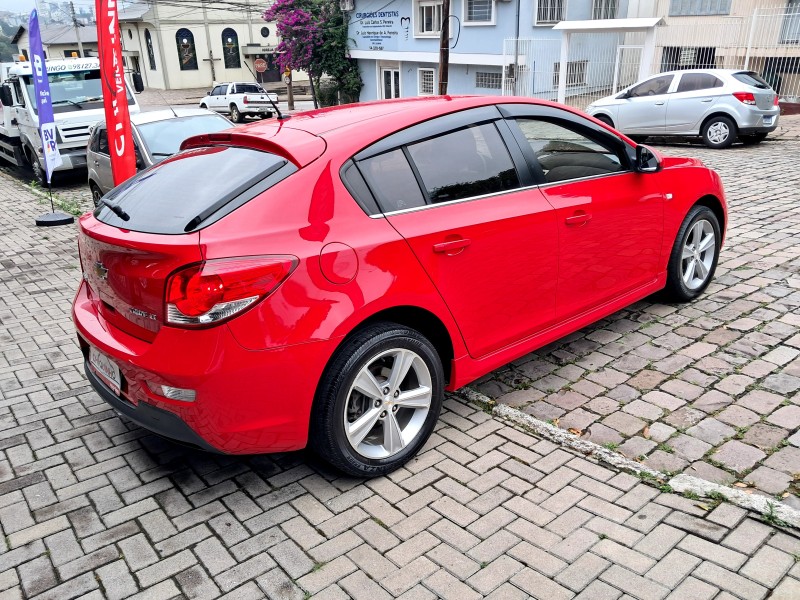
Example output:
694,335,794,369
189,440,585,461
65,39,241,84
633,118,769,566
1,170,800,599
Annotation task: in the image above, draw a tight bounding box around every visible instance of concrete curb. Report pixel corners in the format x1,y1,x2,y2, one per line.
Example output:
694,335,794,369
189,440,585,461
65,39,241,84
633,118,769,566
458,387,800,529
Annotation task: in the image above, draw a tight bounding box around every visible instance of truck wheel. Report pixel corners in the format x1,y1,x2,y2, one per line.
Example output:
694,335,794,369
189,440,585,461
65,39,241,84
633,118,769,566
230,104,244,123
30,156,46,187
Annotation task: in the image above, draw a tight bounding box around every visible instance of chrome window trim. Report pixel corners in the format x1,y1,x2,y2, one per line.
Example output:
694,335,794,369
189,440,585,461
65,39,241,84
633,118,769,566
369,169,633,218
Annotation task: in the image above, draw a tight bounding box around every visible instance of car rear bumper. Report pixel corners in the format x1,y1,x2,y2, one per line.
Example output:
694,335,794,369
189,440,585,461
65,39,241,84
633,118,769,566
73,279,336,454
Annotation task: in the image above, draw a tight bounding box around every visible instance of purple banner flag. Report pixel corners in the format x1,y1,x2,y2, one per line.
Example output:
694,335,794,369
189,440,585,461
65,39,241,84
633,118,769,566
28,9,62,184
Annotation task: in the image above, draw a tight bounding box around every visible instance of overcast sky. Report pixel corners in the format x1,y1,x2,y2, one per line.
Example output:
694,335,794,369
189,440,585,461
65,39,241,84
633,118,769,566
1,0,98,18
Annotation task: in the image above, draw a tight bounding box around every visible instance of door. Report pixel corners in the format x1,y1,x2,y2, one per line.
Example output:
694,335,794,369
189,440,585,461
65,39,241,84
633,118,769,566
360,121,558,358
207,85,227,111
93,127,115,193
381,68,400,99
616,74,674,134
507,116,663,321
665,72,723,133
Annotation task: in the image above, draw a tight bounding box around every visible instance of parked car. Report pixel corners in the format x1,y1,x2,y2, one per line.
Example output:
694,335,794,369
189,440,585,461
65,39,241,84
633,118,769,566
87,108,233,206
199,82,279,122
586,69,779,148
74,96,726,476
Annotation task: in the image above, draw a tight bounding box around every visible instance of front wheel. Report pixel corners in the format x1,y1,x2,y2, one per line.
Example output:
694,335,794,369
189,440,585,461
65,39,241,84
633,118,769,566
310,322,444,477
89,182,103,208
230,104,244,123
663,205,721,302
702,116,736,149
199,103,207,109
30,155,46,186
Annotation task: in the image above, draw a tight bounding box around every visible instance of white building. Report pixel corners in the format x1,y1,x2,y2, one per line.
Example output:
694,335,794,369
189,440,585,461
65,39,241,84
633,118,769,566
13,23,98,59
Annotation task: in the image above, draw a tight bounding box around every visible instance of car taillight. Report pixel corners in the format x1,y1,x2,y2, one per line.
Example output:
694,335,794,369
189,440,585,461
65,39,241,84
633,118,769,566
733,92,757,105
165,256,297,327
243,95,249,104
774,95,780,106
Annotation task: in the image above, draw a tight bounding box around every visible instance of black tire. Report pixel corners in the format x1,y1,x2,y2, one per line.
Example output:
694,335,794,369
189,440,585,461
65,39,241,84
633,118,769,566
89,182,103,208
741,132,768,145
28,151,46,186
310,322,444,477
230,104,244,123
199,103,207,109
701,116,736,149
663,205,721,302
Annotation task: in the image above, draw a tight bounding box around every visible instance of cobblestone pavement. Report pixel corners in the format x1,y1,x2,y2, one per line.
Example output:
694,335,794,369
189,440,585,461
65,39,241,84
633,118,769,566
2,120,800,599
479,116,800,502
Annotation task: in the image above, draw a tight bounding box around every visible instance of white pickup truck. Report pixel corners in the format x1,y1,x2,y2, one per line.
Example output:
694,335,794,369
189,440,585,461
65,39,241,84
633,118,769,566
198,82,279,123
0,57,142,184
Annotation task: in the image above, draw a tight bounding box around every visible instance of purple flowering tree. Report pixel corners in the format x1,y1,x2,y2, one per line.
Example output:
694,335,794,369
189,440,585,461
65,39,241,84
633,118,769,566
264,0,362,105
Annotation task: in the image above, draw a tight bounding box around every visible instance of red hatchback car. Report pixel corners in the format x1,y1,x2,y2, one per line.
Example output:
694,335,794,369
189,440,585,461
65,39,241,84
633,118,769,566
73,96,726,476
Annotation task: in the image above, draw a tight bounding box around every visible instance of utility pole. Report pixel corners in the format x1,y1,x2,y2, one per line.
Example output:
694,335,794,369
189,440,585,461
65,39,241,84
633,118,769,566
437,0,450,95
69,1,84,57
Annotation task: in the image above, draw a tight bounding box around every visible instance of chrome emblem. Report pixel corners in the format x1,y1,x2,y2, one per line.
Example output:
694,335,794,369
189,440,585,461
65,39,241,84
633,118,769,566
129,307,158,321
93,262,108,280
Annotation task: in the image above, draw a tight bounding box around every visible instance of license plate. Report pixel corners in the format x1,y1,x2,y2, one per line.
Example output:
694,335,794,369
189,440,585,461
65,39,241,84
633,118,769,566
763,116,774,125
89,346,121,395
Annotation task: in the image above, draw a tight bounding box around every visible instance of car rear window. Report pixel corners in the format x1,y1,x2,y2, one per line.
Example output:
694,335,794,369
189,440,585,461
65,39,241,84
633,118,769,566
733,72,771,89
94,146,295,234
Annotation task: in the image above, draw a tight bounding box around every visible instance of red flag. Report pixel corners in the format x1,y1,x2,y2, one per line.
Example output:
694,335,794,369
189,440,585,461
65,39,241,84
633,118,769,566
95,0,136,185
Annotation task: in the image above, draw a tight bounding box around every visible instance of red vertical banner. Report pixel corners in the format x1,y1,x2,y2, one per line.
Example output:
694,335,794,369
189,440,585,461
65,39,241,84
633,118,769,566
95,0,136,185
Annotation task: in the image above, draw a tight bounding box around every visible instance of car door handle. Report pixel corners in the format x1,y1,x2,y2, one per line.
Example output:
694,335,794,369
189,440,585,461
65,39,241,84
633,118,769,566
565,212,592,226
655,101,665,106
93,160,99,166
433,239,471,253
701,98,713,103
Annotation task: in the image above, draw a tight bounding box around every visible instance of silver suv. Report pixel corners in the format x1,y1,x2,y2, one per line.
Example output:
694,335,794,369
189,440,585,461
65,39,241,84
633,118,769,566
586,69,779,148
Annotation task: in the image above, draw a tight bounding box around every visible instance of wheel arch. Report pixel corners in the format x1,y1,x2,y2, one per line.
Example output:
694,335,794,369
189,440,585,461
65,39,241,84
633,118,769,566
700,111,738,135
694,193,726,235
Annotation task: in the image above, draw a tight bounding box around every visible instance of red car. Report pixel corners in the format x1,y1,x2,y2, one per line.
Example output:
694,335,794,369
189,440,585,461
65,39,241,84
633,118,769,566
73,96,726,476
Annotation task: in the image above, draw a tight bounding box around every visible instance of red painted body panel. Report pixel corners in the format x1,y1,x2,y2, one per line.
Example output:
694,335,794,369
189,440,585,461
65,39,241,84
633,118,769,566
72,96,728,454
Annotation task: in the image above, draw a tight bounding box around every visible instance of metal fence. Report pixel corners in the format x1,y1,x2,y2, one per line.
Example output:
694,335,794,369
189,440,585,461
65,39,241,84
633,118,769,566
503,3,800,106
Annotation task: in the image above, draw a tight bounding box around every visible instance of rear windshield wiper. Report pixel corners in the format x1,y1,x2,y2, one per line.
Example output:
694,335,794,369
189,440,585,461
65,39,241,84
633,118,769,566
99,197,130,221
183,160,287,232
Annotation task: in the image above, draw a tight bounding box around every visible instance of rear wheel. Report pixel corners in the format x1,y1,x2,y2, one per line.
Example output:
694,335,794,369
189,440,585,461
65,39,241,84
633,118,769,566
702,116,736,149
230,104,244,123
664,205,721,302
89,182,103,208
310,322,444,477
741,132,767,145
595,115,614,128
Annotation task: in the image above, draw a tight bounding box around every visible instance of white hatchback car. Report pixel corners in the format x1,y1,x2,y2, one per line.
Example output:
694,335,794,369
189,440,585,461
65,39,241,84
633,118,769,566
586,69,780,148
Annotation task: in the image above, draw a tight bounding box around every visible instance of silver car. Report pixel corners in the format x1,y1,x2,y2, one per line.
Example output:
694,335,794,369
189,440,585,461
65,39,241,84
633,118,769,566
87,108,233,205
586,69,779,148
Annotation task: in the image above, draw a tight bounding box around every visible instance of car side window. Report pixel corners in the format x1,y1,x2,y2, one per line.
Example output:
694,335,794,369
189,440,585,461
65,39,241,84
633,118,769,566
359,149,427,213
97,128,109,156
514,118,624,184
628,75,674,97
238,84,261,94
406,123,520,204
677,73,723,93
212,85,226,96
89,127,99,152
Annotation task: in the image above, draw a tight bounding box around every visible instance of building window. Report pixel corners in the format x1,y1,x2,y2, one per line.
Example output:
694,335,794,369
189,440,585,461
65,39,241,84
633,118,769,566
466,0,493,23
668,0,731,16
592,0,617,19
417,0,444,35
419,68,436,95
222,28,241,69
475,71,502,89
553,60,588,87
145,29,156,71
176,28,198,71
537,0,565,24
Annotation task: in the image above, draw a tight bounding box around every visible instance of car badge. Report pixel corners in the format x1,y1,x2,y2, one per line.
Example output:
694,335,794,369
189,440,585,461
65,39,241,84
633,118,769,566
94,262,108,280
129,307,158,321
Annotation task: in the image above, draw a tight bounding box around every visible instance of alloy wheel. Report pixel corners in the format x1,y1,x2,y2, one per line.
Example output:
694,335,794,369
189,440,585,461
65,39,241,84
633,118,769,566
706,121,730,145
343,348,432,459
681,219,715,290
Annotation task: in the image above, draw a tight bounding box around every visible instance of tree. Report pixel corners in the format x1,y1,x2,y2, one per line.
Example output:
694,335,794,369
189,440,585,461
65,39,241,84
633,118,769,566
263,0,362,105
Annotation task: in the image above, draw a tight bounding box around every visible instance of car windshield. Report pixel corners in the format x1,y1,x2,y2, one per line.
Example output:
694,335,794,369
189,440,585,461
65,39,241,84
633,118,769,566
136,114,233,161
733,71,771,89
236,84,265,94
23,69,135,115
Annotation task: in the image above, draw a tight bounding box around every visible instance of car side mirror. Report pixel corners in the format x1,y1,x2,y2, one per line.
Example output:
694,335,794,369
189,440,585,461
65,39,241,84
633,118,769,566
0,84,12,107
617,90,630,100
635,144,661,173
132,72,145,94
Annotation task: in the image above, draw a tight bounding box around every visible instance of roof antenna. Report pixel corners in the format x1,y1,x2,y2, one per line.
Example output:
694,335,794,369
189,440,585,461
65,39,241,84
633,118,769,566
243,60,287,120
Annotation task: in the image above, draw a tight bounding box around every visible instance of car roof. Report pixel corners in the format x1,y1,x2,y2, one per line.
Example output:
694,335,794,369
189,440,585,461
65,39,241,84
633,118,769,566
653,68,750,77
181,96,592,167
93,108,224,129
